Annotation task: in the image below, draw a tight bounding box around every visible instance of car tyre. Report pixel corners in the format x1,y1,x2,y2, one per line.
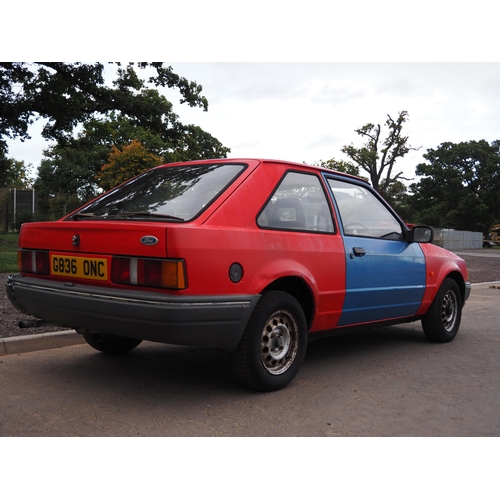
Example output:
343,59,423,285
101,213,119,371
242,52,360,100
82,332,143,354
230,291,308,391
422,278,462,343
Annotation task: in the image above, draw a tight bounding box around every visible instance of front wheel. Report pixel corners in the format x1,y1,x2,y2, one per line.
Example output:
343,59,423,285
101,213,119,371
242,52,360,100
230,291,308,391
81,332,142,354
422,278,462,343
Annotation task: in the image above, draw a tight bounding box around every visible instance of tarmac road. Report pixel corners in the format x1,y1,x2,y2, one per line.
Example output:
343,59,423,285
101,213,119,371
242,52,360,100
0,283,499,437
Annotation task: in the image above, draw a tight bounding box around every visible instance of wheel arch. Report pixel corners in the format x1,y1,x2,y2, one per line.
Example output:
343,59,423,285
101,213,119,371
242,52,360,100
261,276,315,329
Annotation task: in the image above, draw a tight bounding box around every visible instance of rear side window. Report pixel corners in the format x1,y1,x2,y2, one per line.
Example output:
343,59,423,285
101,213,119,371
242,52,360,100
257,171,334,233
71,163,246,222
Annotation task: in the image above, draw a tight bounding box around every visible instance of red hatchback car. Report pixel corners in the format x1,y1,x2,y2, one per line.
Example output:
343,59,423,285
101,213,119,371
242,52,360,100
7,159,470,391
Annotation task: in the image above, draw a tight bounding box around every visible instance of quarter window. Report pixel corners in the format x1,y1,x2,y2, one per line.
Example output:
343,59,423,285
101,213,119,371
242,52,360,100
258,172,334,233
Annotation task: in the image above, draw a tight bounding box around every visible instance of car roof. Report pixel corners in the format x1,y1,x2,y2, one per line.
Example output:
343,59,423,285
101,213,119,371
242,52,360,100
155,158,369,185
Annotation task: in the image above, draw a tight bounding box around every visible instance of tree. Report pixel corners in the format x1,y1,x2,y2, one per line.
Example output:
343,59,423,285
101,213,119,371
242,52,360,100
166,123,230,163
97,140,164,191
35,113,230,203
409,140,500,233
0,158,35,231
34,151,97,213
341,111,419,196
34,154,84,220
0,157,33,189
5,63,230,214
380,179,413,221
312,158,364,178
0,62,209,159
34,114,171,205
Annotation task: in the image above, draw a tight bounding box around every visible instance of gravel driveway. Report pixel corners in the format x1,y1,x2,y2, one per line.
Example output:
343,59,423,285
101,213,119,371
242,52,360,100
2,250,500,339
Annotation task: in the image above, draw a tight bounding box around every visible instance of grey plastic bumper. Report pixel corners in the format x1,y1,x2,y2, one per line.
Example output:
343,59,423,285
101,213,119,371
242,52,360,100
7,275,260,351
464,281,471,302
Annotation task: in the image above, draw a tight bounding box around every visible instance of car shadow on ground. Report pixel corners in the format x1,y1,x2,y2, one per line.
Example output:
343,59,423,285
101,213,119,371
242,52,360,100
305,323,429,362
26,323,430,397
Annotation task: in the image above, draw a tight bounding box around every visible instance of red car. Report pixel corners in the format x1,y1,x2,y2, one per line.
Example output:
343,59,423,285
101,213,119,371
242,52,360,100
7,159,470,391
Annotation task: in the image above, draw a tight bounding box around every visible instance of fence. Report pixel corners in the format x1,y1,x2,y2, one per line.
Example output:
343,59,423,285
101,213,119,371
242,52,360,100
432,228,483,250
1,189,38,232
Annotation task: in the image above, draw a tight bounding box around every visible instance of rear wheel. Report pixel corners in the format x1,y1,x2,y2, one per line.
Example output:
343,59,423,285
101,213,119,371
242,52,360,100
81,332,142,354
422,278,462,343
230,291,308,391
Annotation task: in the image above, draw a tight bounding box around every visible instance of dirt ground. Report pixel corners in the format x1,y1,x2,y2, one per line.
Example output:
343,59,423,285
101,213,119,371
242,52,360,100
2,250,500,339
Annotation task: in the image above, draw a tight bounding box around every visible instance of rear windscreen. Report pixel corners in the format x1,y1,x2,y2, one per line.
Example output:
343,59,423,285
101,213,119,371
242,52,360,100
70,163,246,222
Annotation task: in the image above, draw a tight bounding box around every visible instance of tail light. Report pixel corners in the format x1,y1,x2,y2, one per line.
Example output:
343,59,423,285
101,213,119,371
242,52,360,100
18,250,50,275
112,257,186,290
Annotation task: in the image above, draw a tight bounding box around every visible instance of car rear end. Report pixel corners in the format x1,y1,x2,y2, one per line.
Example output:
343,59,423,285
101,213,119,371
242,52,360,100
7,160,260,350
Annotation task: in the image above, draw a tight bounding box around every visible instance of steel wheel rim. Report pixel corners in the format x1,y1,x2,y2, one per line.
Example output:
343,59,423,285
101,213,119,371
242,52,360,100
442,289,458,332
260,309,299,375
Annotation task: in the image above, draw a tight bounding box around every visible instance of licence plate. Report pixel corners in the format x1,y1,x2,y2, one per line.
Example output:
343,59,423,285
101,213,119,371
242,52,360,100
51,254,108,281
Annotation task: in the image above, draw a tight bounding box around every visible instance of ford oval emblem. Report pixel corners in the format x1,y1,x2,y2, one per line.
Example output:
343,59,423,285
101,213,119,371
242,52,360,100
141,235,158,246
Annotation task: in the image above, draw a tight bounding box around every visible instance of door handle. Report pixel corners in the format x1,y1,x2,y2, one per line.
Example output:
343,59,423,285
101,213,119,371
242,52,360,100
352,247,366,257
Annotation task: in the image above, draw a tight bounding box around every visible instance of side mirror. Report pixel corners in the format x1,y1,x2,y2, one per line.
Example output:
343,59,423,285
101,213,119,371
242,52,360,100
411,226,433,243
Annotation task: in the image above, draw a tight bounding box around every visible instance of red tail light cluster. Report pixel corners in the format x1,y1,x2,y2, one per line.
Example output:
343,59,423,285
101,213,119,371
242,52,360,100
111,257,186,290
18,250,50,275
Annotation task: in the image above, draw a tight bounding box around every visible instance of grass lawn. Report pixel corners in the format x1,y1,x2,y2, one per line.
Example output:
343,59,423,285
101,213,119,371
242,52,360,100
0,233,19,273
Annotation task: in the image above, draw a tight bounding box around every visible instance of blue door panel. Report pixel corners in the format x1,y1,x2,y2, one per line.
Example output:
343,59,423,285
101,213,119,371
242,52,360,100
339,287,426,325
338,236,426,326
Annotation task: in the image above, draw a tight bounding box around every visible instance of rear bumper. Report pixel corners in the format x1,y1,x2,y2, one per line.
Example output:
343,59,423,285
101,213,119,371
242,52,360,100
7,275,259,351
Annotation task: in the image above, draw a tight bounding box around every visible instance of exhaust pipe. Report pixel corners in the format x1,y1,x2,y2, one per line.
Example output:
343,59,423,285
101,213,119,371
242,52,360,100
18,320,58,329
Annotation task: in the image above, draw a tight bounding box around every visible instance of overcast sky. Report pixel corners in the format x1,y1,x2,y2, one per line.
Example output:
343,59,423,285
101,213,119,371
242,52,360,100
4,1,499,189
6,62,500,185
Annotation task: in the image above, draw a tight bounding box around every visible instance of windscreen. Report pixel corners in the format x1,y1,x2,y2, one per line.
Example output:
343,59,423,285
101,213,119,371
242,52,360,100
71,163,246,222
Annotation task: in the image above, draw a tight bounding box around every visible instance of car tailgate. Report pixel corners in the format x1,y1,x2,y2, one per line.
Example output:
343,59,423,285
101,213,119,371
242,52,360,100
19,221,169,257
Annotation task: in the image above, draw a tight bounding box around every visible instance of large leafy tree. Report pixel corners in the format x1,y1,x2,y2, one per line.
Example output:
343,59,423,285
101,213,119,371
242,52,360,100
409,140,500,233
0,62,209,157
35,113,229,204
2,63,230,216
341,111,419,196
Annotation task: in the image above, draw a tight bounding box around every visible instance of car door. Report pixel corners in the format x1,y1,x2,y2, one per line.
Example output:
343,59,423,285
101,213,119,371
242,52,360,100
325,176,426,326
